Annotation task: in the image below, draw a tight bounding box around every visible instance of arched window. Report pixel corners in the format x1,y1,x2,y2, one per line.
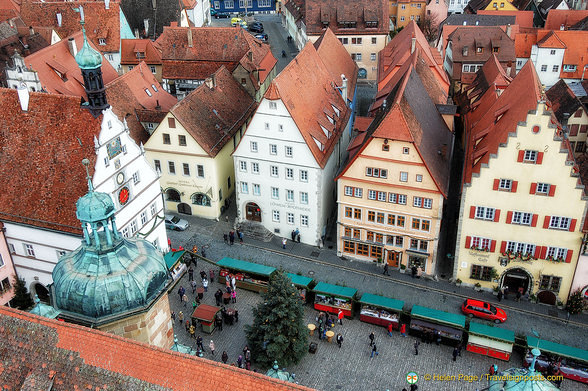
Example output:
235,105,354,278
191,192,211,206
166,188,181,202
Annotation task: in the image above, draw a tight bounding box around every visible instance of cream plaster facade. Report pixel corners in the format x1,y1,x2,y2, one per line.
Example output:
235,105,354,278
337,138,444,274
454,103,587,304
566,105,588,157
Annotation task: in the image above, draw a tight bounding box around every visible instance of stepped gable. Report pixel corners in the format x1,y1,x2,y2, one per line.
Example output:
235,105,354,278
0,89,101,235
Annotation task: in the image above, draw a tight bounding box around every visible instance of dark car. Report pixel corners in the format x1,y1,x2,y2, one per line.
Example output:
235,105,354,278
461,299,507,323
254,33,268,42
214,11,230,18
248,22,264,33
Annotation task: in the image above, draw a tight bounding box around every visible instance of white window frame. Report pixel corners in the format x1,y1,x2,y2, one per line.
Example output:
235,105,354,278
271,187,279,199
549,216,571,230
270,144,277,155
416,174,423,182
536,183,550,194
475,206,495,221
368,190,377,200
300,170,308,182
253,184,261,196
24,244,35,257
524,150,537,162
300,192,308,204
250,141,258,152
270,166,279,177
499,179,512,190
285,146,293,157
140,211,148,225
286,189,294,202
423,198,432,209
377,191,386,202
252,162,260,174
413,197,422,207
398,194,407,205
354,188,363,198
240,182,249,193
150,202,157,216
239,161,247,172
287,212,295,224
400,172,408,182
344,186,353,196
272,210,280,222
197,165,205,178
132,172,140,184
269,101,277,109
285,167,293,179
130,220,138,235
301,215,309,227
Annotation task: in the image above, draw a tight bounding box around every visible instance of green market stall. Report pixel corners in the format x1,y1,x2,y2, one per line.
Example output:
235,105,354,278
312,282,357,317
467,322,515,361
410,305,465,345
164,250,187,281
359,293,404,330
286,273,314,302
525,336,588,384
216,258,276,293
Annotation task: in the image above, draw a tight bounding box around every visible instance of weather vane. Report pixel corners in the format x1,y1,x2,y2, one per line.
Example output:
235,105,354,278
73,5,85,25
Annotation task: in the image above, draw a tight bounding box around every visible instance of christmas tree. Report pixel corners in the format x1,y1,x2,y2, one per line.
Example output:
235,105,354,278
566,289,587,315
11,277,34,310
245,269,308,368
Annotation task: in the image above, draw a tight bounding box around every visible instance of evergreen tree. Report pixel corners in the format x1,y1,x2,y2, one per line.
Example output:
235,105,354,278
566,289,587,315
245,269,308,368
11,277,34,310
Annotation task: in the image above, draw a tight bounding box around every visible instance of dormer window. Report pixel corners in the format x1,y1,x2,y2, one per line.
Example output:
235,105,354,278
145,88,152,97
365,21,378,28
476,46,483,54
99,38,106,45
136,51,146,59
493,47,499,53
151,84,158,92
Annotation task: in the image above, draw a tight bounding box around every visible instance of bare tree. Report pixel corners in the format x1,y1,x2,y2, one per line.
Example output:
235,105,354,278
418,14,440,43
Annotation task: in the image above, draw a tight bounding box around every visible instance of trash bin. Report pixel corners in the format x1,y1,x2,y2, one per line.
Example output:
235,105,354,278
309,342,317,354
326,330,334,343
308,323,316,336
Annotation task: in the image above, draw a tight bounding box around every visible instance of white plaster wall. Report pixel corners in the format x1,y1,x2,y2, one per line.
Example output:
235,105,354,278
530,47,565,88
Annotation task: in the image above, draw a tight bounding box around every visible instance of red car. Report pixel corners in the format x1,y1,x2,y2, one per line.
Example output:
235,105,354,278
461,299,507,323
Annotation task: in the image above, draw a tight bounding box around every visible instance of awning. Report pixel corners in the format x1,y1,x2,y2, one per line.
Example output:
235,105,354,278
312,282,357,299
526,336,588,363
468,334,513,353
286,273,313,288
411,305,466,328
406,250,430,257
217,257,276,277
164,250,185,270
359,293,404,312
410,319,463,340
469,322,515,343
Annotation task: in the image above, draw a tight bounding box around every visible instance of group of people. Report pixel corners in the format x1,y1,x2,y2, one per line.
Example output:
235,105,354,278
223,229,243,245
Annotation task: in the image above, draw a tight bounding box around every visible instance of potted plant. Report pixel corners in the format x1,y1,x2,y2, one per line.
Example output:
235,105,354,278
529,293,537,303
557,300,564,310
490,268,500,282
399,264,406,274
474,282,482,292
455,278,462,287
492,285,500,296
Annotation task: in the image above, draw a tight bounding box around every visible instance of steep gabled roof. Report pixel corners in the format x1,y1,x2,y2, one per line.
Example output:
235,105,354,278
0,306,314,391
171,66,257,158
0,0,20,20
514,31,537,57
20,0,121,53
448,26,516,65
544,9,588,30
304,0,389,36
570,16,588,31
546,79,583,124
120,39,163,65
0,89,101,235
106,61,177,144
458,54,512,109
536,30,566,49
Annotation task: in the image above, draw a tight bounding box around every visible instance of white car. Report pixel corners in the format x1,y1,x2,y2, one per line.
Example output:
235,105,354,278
165,215,190,231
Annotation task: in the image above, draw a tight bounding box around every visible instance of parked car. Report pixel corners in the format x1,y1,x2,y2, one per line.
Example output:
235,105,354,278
231,17,243,26
165,215,190,231
254,33,268,42
248,21,264,33
461,299,507,323
214,11,230,18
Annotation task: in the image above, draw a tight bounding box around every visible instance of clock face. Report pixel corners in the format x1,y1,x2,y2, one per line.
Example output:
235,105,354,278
116,172,125,185
119,187,130,205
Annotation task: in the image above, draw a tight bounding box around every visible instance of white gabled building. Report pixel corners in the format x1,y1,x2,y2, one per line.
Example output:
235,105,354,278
232,28,358,246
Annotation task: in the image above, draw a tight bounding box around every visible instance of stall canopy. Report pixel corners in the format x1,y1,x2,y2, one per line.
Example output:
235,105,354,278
469,322,514,343
359,293,404,312
164,250,185,270
526,337,588,363
313,282,357,299
411,305,466,329
286,273,313,288
217,258,276,277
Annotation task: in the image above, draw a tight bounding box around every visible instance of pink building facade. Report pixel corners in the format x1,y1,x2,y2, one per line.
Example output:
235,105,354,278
426,0,448,31
0,222,17,306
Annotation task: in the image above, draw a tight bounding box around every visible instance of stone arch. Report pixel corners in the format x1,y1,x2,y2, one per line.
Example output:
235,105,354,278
500,267,533,296
164,187,181,202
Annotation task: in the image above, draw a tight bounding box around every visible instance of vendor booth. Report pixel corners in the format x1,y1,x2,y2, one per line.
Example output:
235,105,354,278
191,304,220,334
359,293,404,329
467,322,514,361
525,336,588,384
409,305,465,345
217,258,276,293
312,282,357,317
287,273,314,302
164,250,188,281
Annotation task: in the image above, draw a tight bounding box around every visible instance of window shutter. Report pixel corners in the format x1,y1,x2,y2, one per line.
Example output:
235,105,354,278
494,209,500,222
565,250,573,263
517,150,525,162
531,214,538,227
539,246,548,259
506,211,513,224
529,183,537,194
490,240,496,252
469,206,476,219
465,236,471,249
511,181,518,192
533,246,541,258
543,216,550,229
548,185,556,197
493,179,499,190
536,152,544,164
569,219,577,232
500,241,506,253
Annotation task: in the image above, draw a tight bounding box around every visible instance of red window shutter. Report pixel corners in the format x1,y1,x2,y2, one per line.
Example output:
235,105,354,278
539,246,548,259
506,211,513,224
511,181,518,192
569,219,577,232
494,209,500,222
531,214,538,227
533,246,541,258
465,236,471,249
565,250,573,263
493,179,500,190
543,216,551,229
548,185,556,197
529,183,537,194
490,240,496,252
536,152,544,164
500,241,507,253
469,206,476,219
517,150,525,162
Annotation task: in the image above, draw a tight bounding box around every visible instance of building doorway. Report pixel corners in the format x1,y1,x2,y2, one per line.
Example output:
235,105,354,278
408,255,426,273
245,202,262,222
537,290,557,305
387,250,401,268
502,268,531,296
178,203,192,215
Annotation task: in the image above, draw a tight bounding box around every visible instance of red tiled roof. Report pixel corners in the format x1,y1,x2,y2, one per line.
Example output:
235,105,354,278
353,116,373,132
0,88,101,235
478,10,534,28
0,306,314,390
514,31,537,57
171,66,257,158
267,28,357,169
20,0,121,53
545,9,588,30
304,0,389,36
24,30,119,100
0,0,19,20
458,54,512,109
106,61,177,145
536,30,566,49
551,30,588,79
120,39,162,65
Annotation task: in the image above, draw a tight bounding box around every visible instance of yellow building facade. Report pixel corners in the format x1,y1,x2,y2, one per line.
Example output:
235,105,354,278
389,0,426,29
483,0,517,11
454,104,587,304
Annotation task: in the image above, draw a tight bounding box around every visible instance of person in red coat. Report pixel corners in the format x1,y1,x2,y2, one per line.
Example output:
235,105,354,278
400,323,407,337
337,309,344,325
387,322,393,337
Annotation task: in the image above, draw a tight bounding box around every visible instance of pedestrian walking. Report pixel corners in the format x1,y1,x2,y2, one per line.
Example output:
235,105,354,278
452,347,459,362
318,324,324,340
245,348,251,370
336,333,343,348
222,351,228,364
178,311,184,324
238,230,244,244
200,270,206,281
203,277,208,292
457,342,463,356
282,238,287,249
185,320,190,332
231,275,236,291
417,266,423,278
295,228,300,243
178,285,185,300
387,322,393,337
229,231,235,245
231,289,237,303
226,285,232,294
369,331,375,346
197,335,205,352
337,309,344,325
223,233,228,244
516,290,522,302
411,265,417,278
291,230,296,241
192,298,198,311
383,263,390,276
237,355,243,368
191,280,197,294
209,269,215,282
370,344,379,358
414,341,420,355
400,323,407,337
497,289,503,302
188,266,194,281
189,324,195,338
215,289,223,306
435,330,441,346
171,311,176,322
182,293,188,307
209,340,215,355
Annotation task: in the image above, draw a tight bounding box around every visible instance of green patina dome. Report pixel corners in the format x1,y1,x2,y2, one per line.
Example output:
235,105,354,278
75,36,102,70
76,190,114,222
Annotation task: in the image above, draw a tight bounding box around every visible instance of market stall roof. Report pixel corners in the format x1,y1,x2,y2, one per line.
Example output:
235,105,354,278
468,334,513,354
191,304,220,322
526,336,588,363
217,257,276,277
469,322,514,343
164,250,185,270
312,282,357,299
359,293,404,312
411,305,466,328
287,273,313,288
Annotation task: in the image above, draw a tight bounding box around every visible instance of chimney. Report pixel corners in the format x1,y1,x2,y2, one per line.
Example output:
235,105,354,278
560,24,565,30
134,28,139,38
56,12,62,27
506,24,512,38
29,26,34,36
411,37,416,54
144,19,150,35
105,0,110,9
340,74,348,103
248,51,253,61
187,28,193,47
17,84,30,111
205,74,216,89
462,46,468,56
506,61,512,76
68,37,78,56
